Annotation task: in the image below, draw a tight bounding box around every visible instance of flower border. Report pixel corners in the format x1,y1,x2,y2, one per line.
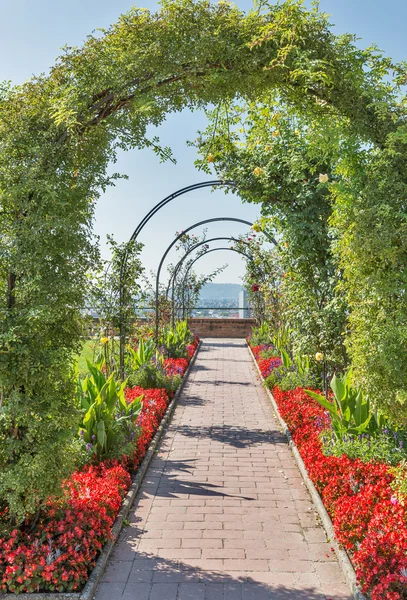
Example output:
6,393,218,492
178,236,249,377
3,341,201,600
247,342,367,600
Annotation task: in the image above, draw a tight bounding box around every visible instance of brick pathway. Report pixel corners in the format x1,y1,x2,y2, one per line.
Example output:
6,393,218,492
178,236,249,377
95,339,352,600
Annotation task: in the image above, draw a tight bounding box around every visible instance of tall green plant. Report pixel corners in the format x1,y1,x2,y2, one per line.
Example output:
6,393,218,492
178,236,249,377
127,338,156,370
305,371,386,439
88,236,145,376
160,321,193,358
250,322,272,346
78,361,142,460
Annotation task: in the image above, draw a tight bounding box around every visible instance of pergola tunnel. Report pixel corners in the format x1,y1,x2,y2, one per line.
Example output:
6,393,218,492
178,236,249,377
1,1,407,598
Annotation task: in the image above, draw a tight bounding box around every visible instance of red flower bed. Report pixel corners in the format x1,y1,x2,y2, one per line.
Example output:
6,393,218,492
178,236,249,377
125,386,169,463
0,464,131,594
163,357,189,377
250,343,274,362
0,340,199,594
249,342,284,380
271,386,407,600
258,356,282,378
186,336,200,359
186,344,195,359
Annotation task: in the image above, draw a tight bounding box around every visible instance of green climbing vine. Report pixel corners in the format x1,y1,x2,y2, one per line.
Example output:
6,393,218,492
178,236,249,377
1,0,406,520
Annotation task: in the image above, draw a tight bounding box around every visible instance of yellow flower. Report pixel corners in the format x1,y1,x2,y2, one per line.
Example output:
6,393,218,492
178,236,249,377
264,145,272,151
283,242,289,248
272,130,280,138
252,222,261,232
315,352,324,362
319,173,329,184
207,153,215,163
253,167,263,177
101,336,109,345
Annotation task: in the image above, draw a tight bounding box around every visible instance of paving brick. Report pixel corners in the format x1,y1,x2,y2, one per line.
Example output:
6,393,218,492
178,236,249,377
122,582,152,599
205,583,225,600
223,559,269,572
320,583,353,599
95,582,125,600
315,561,347,584
242,583,270,600
149,583,178,600
94,339,351,600
101,560,132,583
137,538,181,550
152,570,200,583
126,569,154,583
182,538,222,548
202,549,245,560
178,582,206,599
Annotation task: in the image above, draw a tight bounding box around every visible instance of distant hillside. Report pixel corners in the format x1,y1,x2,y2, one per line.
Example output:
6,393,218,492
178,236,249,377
199,283,243,300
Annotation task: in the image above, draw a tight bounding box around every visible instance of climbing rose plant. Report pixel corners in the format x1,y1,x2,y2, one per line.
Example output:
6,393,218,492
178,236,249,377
0,0,406,521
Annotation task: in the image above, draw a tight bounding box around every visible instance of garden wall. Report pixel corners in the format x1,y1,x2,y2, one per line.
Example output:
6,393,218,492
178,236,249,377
188,318,256,338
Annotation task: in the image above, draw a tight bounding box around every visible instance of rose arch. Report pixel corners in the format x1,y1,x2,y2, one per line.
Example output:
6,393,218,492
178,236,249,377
1,0,405,518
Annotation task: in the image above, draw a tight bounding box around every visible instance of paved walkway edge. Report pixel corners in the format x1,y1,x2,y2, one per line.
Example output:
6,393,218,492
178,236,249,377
4,342,202,600
247,342,366,600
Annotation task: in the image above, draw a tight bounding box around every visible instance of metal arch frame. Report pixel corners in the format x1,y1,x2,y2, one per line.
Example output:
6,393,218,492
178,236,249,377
119,180,235,378
128,180,235,243
167,237,255,326
155,217,255,339
178,246,254,320
166,236,253,298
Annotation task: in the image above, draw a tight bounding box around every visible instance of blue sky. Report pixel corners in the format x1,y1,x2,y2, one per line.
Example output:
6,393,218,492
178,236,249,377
1,0,406,283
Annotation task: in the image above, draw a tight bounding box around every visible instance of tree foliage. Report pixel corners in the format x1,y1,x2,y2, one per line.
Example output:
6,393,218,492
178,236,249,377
198,102,349,371
1,0,407,521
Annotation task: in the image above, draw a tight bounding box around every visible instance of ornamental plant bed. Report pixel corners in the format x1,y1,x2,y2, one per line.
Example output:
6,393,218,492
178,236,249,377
248,341,407,600
0,338,200,597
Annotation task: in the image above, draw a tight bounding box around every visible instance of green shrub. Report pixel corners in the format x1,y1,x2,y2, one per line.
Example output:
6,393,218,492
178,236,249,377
126,338,182,394
0,383,80,525
322,429,407,467
128,364,180,395
259,347,278,359
265,364,318,392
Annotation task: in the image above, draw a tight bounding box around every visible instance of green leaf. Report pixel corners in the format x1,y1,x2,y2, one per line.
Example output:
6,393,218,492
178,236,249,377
281,349,291,368
330,373,345,403
97,420,106,449
304,389,337,414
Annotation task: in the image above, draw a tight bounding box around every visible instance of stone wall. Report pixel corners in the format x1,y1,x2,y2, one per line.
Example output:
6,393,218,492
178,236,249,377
188,318,256,339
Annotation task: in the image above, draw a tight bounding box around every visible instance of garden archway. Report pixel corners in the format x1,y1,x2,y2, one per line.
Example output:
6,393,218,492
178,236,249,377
178,246,254,320
166,235,273,298
155,217,256,338
119,180,236,374
2,0,405,523
166,237,258,324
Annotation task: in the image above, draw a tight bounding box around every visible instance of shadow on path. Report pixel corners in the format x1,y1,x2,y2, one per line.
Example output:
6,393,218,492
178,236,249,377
200,340,247,349
141,458,254,501
176,424,287,448
193,380,253,387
